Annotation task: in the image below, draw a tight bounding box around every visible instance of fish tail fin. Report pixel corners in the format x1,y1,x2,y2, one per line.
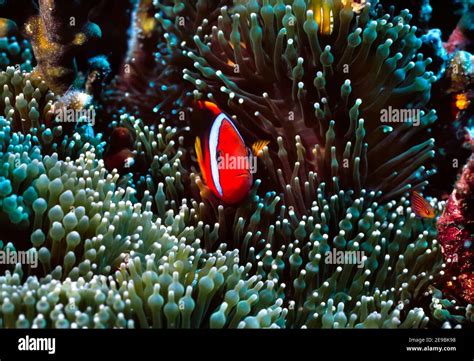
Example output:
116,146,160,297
251,140,270,157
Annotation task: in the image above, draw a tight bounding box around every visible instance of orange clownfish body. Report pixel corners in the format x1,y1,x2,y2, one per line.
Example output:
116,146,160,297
410,191,436,219
194,101,269,205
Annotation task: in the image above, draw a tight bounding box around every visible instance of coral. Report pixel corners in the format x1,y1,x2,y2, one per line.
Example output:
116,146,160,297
425,47,473,198
24,0,102,94
437,135,474,304
420,29,447,80
446,50,474,93
184,0,437,200
445,4,474,54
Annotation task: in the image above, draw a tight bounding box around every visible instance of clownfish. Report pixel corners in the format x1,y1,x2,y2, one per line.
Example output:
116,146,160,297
410,191,436,219
104,127,135,175
194,101,269,205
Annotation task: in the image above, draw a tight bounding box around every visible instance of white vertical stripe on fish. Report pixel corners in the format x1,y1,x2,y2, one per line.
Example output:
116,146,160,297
209,113,226,196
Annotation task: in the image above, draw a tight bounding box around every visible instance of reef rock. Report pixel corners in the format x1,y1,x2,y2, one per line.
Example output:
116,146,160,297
438,133,474,304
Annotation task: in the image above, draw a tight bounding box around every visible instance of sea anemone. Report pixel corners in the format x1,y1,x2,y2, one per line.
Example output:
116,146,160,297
103,0,231,123
0,168,286,328
0,66,104,159
0,115,43,233
0,0,472,330
191,167,446,327
184,0,437,199
0,36,34,72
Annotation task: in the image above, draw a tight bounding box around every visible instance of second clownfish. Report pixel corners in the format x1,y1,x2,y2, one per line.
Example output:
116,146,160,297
194,101,269,204
104,127,135,175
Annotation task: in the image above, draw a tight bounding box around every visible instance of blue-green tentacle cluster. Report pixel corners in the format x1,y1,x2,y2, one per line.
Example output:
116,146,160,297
183,0,438,199
0,36,34,72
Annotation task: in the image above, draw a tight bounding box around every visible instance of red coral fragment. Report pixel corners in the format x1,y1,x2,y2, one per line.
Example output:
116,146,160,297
437,139,474,304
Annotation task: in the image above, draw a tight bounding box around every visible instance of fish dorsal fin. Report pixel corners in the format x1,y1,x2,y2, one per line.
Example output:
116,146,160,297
411,191,428,209
251,140,270,157
411,191,435,218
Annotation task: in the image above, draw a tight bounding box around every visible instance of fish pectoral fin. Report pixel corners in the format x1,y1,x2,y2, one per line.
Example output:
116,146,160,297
251,140,270,157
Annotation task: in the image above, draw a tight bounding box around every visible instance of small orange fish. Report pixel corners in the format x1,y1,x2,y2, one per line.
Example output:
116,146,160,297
411,191,436,219
194,101,269,204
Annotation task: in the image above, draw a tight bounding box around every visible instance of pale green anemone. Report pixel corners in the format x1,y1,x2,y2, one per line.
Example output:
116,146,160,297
0,115,43,230
0,67,104,159
0,36,34,72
